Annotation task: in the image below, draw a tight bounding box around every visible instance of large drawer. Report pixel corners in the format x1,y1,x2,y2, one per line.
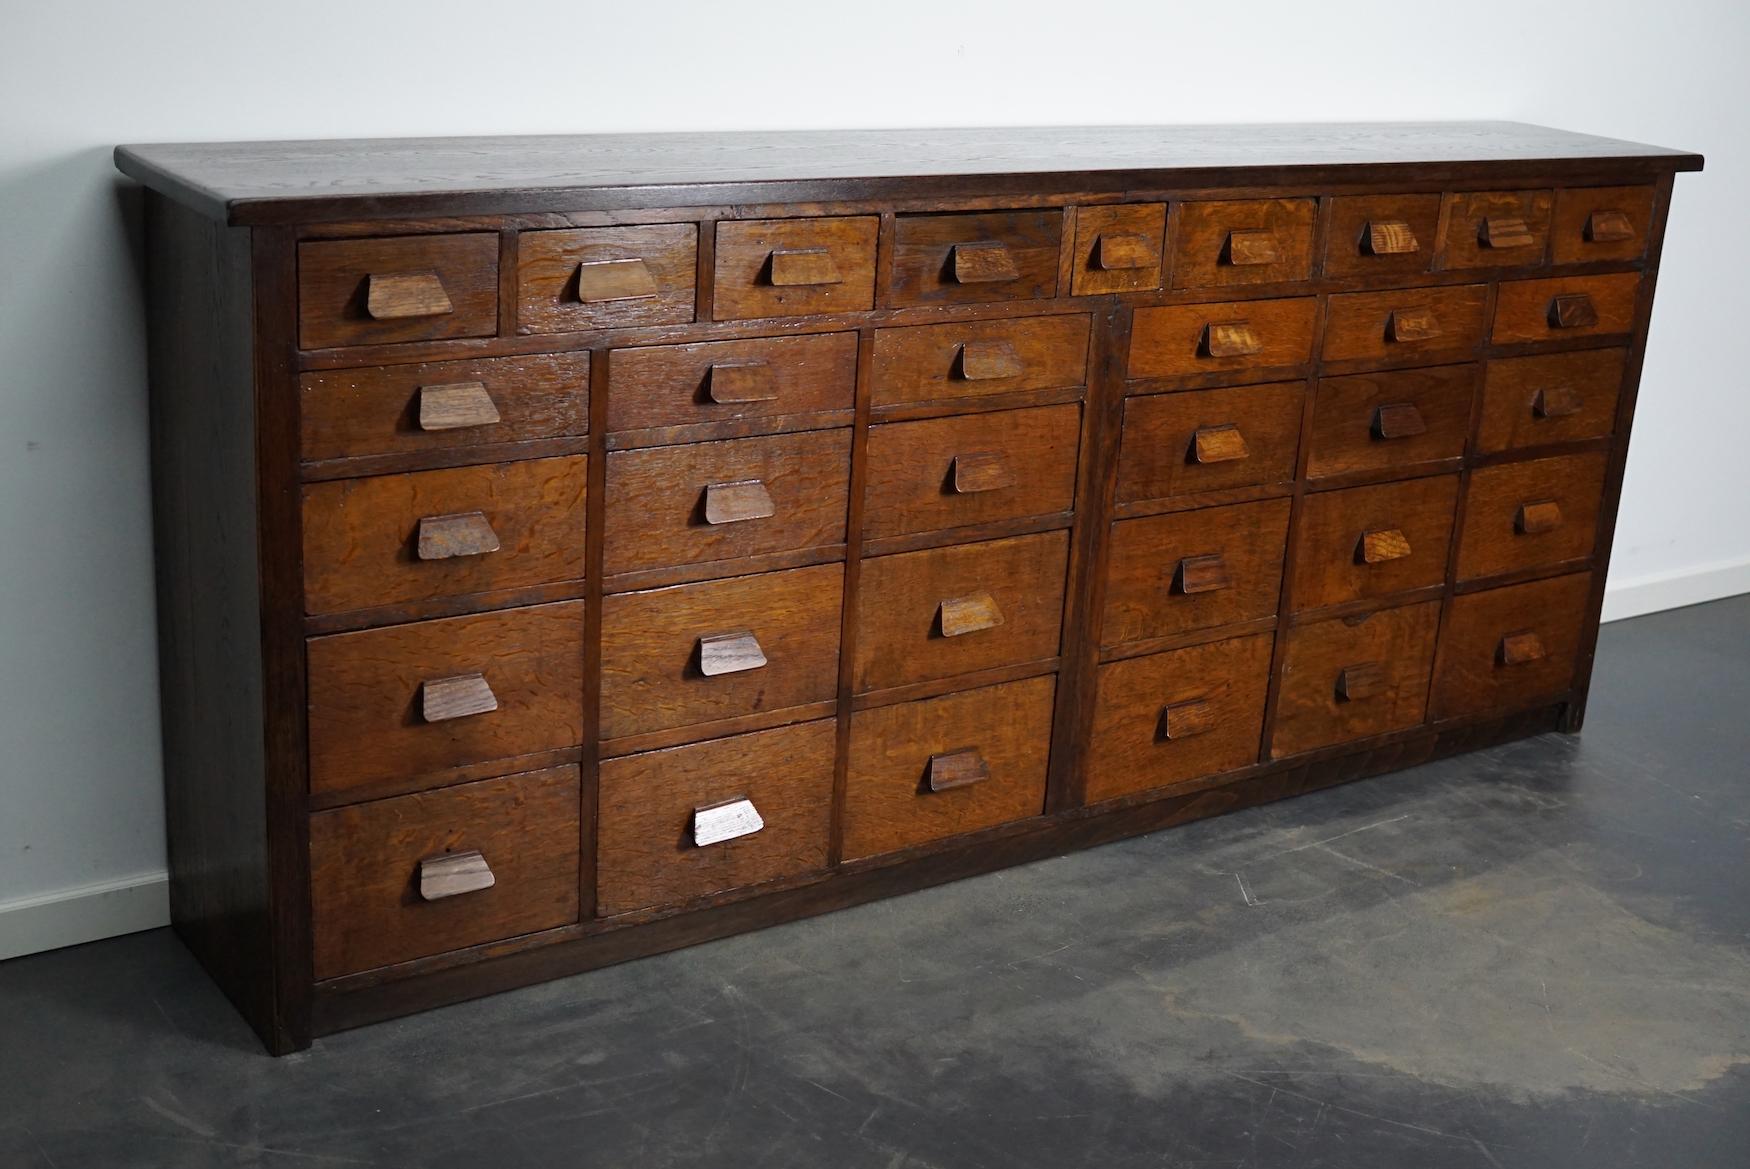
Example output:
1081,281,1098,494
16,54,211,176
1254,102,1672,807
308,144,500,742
1491,274,1640,344
1431,572,1593,720
606,332,857,435
1129,297,1317,382
1455,451,1608,582
1117,382,1302,503
1306,365,1476,479
1290,475,1459,611
1101,498,1290,647
870,315,1090,408
1270,601,1440,758
1476,349,1624,454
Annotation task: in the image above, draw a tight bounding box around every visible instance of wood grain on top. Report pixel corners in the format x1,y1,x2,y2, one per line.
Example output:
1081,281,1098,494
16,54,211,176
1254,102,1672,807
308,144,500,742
114,122,1702,225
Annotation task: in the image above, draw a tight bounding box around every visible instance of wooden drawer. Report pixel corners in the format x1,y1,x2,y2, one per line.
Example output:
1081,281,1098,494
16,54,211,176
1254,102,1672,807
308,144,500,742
1491,273,1640,344
1455,451,1607,582
871,315,1090,409
310,765,580,980
601,429,849,576
1071,203,1166,295
1307,365,1476,479
862,404,1080,540
1322,194,1442,279
1087,632,1273,803
1101,498,1290,648
306,601,586,800
853,531,1067,693
888,210,1061,307
1129,297,1317,382
300,353,589,463
1477,349,1624,453
713,217,878,321
516,224,696,333
597,720,834,915
842,676,1054,861
1432,572,1592,720
298,234,499,350
1170,198,1316,289
606,332,857,436
599,564,843,741
301,456,586,616
1551,185,1657,265
1438,190,1553,270
1270,601,1440,758
1322,284,1488,365
1291,475,1459,611
1117,382,1302,503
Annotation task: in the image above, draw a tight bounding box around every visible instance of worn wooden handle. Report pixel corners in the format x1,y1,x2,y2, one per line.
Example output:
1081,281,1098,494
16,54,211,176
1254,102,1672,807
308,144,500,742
421,672,498,723
1498,631,1547,667
693,797,764,847
1480,216,1534,249
1156,698,1216,741
707,362,779,405
1192,424,1249,464
703,479,775,525
1201,320,1262,358
1359,528,1412,565
1585,209,1636,243
1516,499,1563,535
926,748,991,793
956,339,1025,381
1175,553,1232,595
366,272,452,320
416,511,501,560
1224,229,1279,266
1533,387,1583,419
418,381,501,431
951,450,1014,494
951,242,1020,283
698,629,767,677
938,591,1004,637
1387,307,1441,343
576,257,658,302
1094,232,1156,270
1363,220,1419,255
418,850,495,901
1337,661,1387,702
769,247,842,287
1548,294,1599,329
1372,401,1428,440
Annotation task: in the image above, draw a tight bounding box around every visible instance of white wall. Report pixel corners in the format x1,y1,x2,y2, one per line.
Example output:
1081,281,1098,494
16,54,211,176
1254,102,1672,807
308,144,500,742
2,0,1744,954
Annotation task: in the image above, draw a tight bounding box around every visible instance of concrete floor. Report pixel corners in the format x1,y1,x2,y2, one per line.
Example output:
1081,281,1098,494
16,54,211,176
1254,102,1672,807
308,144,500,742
3,595,1747,1168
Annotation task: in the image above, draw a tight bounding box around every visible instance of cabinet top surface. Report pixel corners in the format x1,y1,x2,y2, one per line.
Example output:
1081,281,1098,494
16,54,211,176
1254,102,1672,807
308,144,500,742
116,121,1702,226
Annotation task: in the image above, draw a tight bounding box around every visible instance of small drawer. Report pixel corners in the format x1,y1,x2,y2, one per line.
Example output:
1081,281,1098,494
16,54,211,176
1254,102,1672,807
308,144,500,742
596,720,834,915
1086,632,1273,803
1438,190,1553,270
1128,297,1317,382
1101,498,1291,648
298,234,499,350
842,676,1054,861
301,456,587,616
1491,273,1640,345
713,217,878,321
888,210,1061,307
1322,194,1442,279
606,332,857,435
1116,382,1303,503
1291,475,1459,611
1270,601,1440,758
1071,203,1166,295
300,353,589,463
853,531,1068,693
598,564,843,741
1455,451,1608,582
1322,284,1488,365
871,315,1090,409
863,404,1081,540
306,601,586,800
1432,572,1592,720
1477,349,1624,454
1307,365,1477,479
516,224,697,333
310,765,581,979
1551,186,1656,265
602,429,850,576
1170,198,1316,289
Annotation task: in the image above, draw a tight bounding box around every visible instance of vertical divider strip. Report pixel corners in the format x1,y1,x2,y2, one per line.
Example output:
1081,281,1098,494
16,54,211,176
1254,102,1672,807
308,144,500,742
578,340,613,918
829,324,877,866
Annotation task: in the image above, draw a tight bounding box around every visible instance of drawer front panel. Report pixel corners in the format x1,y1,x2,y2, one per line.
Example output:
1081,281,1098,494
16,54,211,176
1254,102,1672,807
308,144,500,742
300,353,590,463
853,531,1068,693
1323,193,1442,279
1291,475,1460,611
862,404,1081,540
1087,632,1273,803
871,315,1090,408
301,456,587,616
306,601,586,799
517,224,697,333
1491,273,1640,344
842,676,1054,861
1129,297,1317,382
1456,451,1608,582
1477,349,1624,453
1322,284,1488,365
1551,185,1656,264
1270,601,1440,758
1307,364,1476,479
1071,202,1166,295
602,429,850,575
1432,571,1592,720
298,234,499,350
1101,498,1290,647
1438,190,1553,270
713,217,879,321
599,564,843,740
597,720,835,916
1117,382,1303,502
606,332,857,434
1170,198,1316,289
310,766,581,980
888,210,1062,307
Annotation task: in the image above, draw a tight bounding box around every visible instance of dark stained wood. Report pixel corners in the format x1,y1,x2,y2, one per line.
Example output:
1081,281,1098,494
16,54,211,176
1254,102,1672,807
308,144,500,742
1456,450,1608,581
1116,382,1303,502
1322,193,1441,278
1290,475,1460,610
1490,273,1640,344
1551,185,1655,264
1129,297,1317,381
516,224,696,333
1431,571,1592,719
1071,203,1166,295
1170,198,1316,289
870,314,1090,408
888,211,1061,307
1101,498,1290,647
298,234,498,349
1321,284,1488,365
1476,349,1624,453
714,217,879,320
1306,364,1476,478
606,331,856,434
1270,601,1441,758
1437,190,1553,270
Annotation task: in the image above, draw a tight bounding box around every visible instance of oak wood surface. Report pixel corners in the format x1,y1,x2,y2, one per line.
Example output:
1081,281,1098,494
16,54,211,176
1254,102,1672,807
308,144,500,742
1129,297,1317,381
1071,203,1166,295
1320,284,1488,365
713,217,879,320
870,314,1091,407
1438,190,1553,270
1270,601,1441,758
1490,272,1640,344
298,234,498,349
1322,193,1441,279
1117,382,1303,502
1431,571,1592,720
1476,349,1623,453
606,331,857,433
1306,363,1476,478
515,223,697,333
1290,474,1460,610
1551,185,1655,264
1170,198,1316,289
1456,450,1608,581
888,210,1061,307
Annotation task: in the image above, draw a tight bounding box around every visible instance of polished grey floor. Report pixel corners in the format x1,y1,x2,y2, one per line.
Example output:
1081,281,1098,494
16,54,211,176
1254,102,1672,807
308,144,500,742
3,595,1747,1168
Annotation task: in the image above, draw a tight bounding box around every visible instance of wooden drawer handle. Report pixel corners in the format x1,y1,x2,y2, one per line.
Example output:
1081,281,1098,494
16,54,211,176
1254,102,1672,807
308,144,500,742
1363,220,1419,255
951,450,1014,494
1387,307,1441,343
1192,424,1249,464
1156,698,1216,741
421,672,498,723
1549,294,1599,329
926,747,990,793
1337,661,1387,702
418,850,494,901
698,629,767,677
1533,387,1583,419
956,339,1025,381
1175,553,1232,595
707,362,779,405
768,247,842,287
938,590,1004,638
1200,320,1262,358
1585,209,1636,243
693,797,764,847
1516,499,1563,535
951,241,1020,284
1094,232,1156,270
418,381,501,431
575,257,658,303
703,479,775,525
1224,229,1279,266
365,273,452,320
416,511,500,560
1480,216,1534,249
1359,528,1412,565
1498,630,1547,667
1372,401,1428,440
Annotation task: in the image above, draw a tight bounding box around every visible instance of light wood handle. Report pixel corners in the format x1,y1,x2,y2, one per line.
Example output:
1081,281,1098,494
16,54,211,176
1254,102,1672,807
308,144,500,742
1224,229,1279,266
1337,661,1387,702
703,479,775,525
938,591,1004,638
769,247,842,287
1192,424,1249,464
1498,631,1547,667
951,450,1014,494
1200,320,1262,358
1516,499,1563,535
1480,216,1534,249
1549,294,1599,329
1387,307,1441,343
421,673,498,723
1372,401,1428,440
698,630,767,677
1359,528,1412,565
693,797,764,847
576,257,658,302
1094,232,1156,270
926,748,991,793
1156,698,1216,741
956,339,1025,381
418,381,501,431
707,362,779,405
951,242,1020,284
1175,554,1232,595
366,273,452,320
416,511,500,560
1363,220,1419,255
1533,387,1583,419
1585,209,1636,243
418,850,494,901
